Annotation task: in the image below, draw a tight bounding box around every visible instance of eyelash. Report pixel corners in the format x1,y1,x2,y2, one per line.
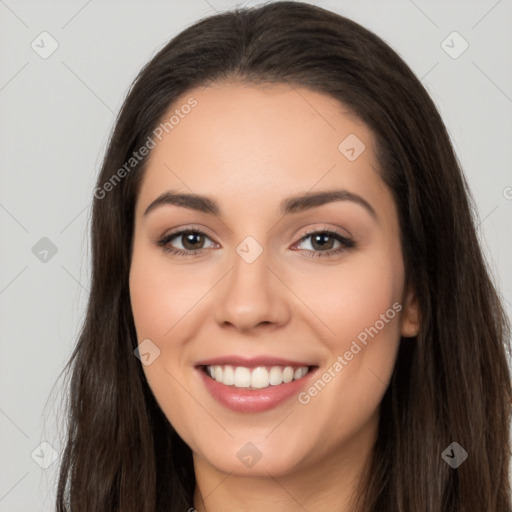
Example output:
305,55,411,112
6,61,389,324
156,226,355,259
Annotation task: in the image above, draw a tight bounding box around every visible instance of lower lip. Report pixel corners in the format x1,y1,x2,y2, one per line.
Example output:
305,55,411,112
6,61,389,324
197,367,317,413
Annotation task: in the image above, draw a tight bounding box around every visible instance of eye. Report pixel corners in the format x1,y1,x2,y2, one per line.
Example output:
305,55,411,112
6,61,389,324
157,228,217,257
294,229,355,258
157,226,355,258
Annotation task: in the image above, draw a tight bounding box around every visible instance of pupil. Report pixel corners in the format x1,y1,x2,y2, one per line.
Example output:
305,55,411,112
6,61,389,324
312,233,333,250
183,232,203,250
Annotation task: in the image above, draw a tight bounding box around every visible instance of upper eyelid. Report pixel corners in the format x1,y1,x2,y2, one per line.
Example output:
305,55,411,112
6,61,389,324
162,224,217,242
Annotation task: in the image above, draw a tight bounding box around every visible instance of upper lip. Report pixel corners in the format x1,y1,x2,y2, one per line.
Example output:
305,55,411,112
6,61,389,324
195,355,317,368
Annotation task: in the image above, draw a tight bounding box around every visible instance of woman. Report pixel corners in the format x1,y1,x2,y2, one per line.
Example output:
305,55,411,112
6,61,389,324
55,2,512,511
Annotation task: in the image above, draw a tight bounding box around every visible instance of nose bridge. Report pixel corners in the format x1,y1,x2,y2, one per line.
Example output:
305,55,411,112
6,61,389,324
213,234,290,329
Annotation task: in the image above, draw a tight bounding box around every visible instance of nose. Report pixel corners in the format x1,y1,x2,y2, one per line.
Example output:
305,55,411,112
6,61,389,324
213,246,292,332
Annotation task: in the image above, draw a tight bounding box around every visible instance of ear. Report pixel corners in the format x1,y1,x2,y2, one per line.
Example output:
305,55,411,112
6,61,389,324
400,283,420,338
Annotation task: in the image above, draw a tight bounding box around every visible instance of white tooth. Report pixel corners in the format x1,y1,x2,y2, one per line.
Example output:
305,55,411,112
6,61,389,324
269,366,284,385
207,364,309,387
233,367,251,387
214,365,223,382
223,365,234,385
251,367,270,389
282,366,294,383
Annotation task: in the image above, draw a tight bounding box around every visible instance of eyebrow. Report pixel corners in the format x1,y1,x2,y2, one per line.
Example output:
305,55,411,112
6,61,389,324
143,188,378,221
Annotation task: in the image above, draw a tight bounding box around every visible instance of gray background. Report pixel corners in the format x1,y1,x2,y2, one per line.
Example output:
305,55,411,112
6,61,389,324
0,0,511,510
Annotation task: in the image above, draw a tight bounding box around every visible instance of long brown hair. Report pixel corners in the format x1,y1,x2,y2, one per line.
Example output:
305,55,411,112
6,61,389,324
55,2,512,510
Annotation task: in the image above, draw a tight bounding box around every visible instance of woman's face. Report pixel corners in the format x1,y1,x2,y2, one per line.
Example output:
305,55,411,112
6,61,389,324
129,82,418,477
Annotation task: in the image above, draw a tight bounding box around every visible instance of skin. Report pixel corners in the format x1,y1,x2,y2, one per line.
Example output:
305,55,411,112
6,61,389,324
129,82,420,512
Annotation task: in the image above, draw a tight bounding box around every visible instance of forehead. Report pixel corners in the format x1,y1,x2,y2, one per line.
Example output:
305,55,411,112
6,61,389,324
136,82,390,219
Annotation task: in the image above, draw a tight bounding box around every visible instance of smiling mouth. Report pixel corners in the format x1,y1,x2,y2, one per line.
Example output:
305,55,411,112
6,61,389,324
200,364,317,390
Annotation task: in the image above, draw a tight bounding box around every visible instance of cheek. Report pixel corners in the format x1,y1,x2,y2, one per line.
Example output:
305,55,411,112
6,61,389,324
293,248,404,349
129,248,204,437
291,242,404,423
304,246,403,414
129,245,209,340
